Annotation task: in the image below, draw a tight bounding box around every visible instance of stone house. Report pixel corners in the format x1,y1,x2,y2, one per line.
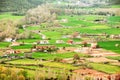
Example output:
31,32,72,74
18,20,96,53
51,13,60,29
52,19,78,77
90,42,98,49
4,38,13,42
10,42,22,46
38,40,49,44
67,40,74,45
5,49,21,55
56,40,65,44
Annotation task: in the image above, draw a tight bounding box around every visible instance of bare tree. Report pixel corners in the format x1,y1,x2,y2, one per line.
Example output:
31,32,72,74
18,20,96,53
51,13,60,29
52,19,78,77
0,19,18,41
24,4,57,25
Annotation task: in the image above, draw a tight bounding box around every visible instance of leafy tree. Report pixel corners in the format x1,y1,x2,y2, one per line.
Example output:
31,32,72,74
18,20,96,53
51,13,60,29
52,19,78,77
10,72,17,80
109,0,120,4
18,70,28,78
0,0,43,13
0,74,6,80
17,75,25,80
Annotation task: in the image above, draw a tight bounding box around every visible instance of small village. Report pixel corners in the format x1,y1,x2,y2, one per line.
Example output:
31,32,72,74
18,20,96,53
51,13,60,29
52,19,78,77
0,0,120,80
0,30,120,80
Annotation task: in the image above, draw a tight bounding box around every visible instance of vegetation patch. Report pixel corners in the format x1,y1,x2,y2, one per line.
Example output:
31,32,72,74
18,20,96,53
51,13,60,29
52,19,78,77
106,56,120,60
98,41,120,54
89,63,120,74
32,52,88,60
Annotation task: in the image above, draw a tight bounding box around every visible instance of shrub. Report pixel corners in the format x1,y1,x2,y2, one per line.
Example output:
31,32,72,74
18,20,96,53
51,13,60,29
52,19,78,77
73,54,80,60
17,75,25,80
54,57,62,62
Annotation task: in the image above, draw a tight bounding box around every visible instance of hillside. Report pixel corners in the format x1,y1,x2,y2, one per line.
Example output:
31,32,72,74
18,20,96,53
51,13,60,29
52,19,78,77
0,0,119,13
0,0,46,12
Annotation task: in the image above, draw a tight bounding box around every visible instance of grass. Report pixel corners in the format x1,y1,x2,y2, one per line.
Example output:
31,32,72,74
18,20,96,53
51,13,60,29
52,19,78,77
58,15,104,27
111,5,120,8
106,56,120,60
73,27,120,34
107,16,120,25
61,19,97,27
14,15,119,44
42,62,79,70
42,31,62,39
108,16,120,22
0,42,10,48
98,41,120,54
5,59,45,64
38,43,78,47
0,13,23,20
11,44,33,49
17,38,40,43
89,63,120,74
5,59,79,70
25,26,42,31
32,52,88,60
86,25,110,29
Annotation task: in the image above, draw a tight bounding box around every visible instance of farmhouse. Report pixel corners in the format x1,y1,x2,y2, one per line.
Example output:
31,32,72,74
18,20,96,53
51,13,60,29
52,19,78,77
56,40,65,44
34,45,58,52
90,42,98,49
10,42,22,46
5,49,21,55
4,38,13,42
67,40,74,45
38,40,49,44
110,34,120,39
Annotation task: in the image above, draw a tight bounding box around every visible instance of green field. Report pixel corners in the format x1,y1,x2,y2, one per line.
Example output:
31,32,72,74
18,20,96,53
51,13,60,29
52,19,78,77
0,42,10,48
58,15,106,27
111,5,120,8
0,13,23,20
89,63,120,74
0,6,120,78
5,59,79,70
32,52,88,60
98,41,120,54
107,56,120,60
12,44,33,49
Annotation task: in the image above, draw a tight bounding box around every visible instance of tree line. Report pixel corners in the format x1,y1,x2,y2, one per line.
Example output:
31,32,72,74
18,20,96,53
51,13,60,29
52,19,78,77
0,0,119,13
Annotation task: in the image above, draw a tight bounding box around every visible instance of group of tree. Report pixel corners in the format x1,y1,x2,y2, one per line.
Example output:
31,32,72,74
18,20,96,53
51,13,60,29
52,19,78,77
0,66,27,80
0,0,65,14
1,66,120,80
0,19,17,41
24,4,57,25
0,0,56,13
0,19,35,41
109,0,120,4
0,0,119,14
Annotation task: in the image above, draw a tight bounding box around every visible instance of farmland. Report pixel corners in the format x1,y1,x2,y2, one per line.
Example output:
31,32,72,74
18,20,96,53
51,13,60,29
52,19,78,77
0,1,120,80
